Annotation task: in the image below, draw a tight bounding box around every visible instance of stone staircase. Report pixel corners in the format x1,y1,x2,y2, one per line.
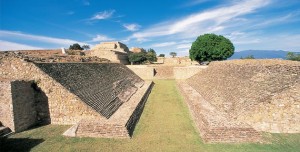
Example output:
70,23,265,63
0,121,12,137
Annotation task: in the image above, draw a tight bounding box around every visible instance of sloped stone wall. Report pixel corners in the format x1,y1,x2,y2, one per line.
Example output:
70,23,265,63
127,65,206,80
34,63,144,119
187,59,300,133
64,81,153,138
178,82,261,143
0,57,102,125
173,66,207,79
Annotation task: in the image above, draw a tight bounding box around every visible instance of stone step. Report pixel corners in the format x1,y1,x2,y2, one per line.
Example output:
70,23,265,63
0,126,12,137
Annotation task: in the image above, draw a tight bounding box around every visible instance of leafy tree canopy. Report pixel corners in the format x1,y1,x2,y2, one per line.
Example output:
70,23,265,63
129,52,147,64
170,52,177,58
158,54,165,57
69,43,83,50
82,45,90,50
189,33,234,62
240,55,255,59
286,52,300,61
146,48,157,62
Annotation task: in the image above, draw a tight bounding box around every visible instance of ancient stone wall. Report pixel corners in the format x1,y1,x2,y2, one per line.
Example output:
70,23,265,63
0,80,37,132
187,59,300,133
127,65,154,80
0,80,14,131
0,58,102,125
11,80,37,132
34,63,144,119
161,57,199,66
153,66,174,79
64,81,153,138
90,50,129,64
90,42,130,64
125,82,153,136
127,65,205,80
173,66,207,79
178,82,261,143
237,83,300,133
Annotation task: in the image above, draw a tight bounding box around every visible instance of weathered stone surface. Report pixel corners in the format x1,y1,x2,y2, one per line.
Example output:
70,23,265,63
127,65,155,80
64,81,153,138
93,42,130,53
173,66,207,79
178,82,261,143
157,57,199,66
34,63,144,118
187,59,300,133
0,51,109,63
0,80,36,132
1,57,103,125
90,42,130,64
127,65,206,80
1,55,152,138
0,80,14,132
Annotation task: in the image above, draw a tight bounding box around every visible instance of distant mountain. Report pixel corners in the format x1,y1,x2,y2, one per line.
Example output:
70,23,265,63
229,50,296,59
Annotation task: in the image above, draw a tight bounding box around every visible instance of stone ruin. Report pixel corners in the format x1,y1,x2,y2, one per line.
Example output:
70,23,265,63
89,42,130,65
0,51,153,138
178,59,300,143
0,51,110,63
130,47,144,53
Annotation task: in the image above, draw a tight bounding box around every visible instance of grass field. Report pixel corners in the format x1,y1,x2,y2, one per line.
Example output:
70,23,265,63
1,80,300,152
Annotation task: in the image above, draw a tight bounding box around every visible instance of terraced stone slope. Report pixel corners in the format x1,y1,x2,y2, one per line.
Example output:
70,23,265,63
35,63,144,118
187,59,300,133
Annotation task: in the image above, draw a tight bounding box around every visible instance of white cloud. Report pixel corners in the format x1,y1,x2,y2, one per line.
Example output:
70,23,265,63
176,44,191,49
152,42,176,47
0,30,85,46
0,40,44,51
253,12,300,28
91,10,115,20
123,24,141,31
232,33,300,51
91,34,114,42
131,0,271,39
182,0,212,7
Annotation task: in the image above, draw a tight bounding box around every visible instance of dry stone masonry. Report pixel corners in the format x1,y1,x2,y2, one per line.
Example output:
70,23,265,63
34,63,144,118
90,42,130,64
184,59,300,142
0,52,152,138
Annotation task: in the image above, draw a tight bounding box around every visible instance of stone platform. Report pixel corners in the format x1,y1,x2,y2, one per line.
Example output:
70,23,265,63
64,81,153,138
177,82,261,143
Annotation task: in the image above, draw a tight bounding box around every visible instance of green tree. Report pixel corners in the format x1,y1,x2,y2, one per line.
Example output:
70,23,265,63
189,33,234,62
170,52,177,58
286,52,300,61
82,45,90,50
158,54,165,57
128,52,147,64
69,43,83,50
146,48,157,62
240,55,255,59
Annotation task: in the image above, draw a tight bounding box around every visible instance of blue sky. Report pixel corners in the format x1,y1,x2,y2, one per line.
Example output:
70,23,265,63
0,0,300,56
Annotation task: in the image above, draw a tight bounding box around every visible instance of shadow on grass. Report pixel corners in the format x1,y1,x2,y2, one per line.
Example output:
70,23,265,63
0,138,44,152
